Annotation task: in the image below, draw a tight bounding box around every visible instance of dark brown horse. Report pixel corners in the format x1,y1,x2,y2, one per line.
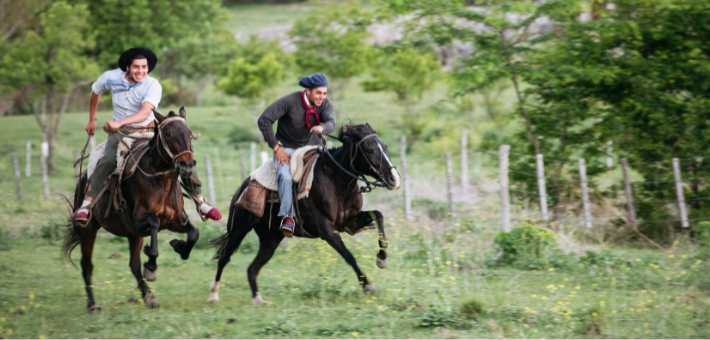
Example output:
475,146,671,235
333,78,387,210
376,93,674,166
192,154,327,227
208,123,400,306
62,107,200,312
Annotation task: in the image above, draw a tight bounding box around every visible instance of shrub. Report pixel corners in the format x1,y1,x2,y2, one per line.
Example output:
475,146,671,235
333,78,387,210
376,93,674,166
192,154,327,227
694,221,710,244
491,225,556,267
461,299,484,318
228,125,257,147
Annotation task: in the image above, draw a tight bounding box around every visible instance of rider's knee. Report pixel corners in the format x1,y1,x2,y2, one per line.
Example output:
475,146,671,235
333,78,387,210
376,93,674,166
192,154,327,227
277,167,292,182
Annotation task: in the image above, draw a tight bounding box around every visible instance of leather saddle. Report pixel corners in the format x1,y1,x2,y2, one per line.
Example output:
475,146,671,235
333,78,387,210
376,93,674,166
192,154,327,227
235,150,319,217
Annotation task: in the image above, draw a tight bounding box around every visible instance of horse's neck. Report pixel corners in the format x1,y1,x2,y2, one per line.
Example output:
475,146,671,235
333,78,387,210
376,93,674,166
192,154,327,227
323,145,359,193
145,140,174,174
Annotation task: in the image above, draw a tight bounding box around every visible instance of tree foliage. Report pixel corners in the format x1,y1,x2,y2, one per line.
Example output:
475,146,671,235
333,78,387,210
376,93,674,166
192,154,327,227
360,47,441,144
290,3,373,96
72,0,226,70
531,0,710,231
0,1,99,173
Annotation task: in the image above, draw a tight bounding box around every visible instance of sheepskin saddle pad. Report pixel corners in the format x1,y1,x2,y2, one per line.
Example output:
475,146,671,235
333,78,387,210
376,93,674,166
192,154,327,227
86,131,154,180
249,145,320,200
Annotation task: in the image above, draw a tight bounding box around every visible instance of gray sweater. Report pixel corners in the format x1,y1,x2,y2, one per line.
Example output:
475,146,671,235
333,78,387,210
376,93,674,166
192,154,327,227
257,91,336,149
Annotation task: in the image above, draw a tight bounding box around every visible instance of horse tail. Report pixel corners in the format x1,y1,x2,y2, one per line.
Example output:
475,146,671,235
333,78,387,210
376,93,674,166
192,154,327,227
211,177,250,260
61,171,88,268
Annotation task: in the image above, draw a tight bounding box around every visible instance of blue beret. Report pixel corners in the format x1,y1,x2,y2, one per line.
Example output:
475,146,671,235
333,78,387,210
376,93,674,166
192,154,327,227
298,73,328,89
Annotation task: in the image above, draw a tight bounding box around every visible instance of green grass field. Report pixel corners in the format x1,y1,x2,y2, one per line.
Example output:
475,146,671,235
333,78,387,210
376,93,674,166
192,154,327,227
1,87,710,338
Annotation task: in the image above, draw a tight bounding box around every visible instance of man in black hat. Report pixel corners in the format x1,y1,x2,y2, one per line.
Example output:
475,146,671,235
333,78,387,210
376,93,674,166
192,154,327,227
74,47,222,222
257,73,335,237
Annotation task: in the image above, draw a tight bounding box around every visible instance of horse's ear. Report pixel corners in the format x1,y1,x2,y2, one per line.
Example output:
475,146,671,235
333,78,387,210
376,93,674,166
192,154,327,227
179,106,186,120
153,108,165,123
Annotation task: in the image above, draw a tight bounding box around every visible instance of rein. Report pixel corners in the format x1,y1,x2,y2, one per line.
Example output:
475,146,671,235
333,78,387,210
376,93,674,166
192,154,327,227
317,133,396,193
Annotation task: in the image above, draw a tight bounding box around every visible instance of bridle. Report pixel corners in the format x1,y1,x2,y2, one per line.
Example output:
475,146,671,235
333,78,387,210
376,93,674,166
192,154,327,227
136,116,195,177
319,133,397,193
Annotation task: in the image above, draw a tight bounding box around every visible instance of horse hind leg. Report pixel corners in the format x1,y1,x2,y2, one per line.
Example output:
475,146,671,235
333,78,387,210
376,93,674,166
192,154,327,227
247,225,283,306
140,214,160,281
128,236,159,308
207,210,253,303
170,217,199,260
80,222,101,312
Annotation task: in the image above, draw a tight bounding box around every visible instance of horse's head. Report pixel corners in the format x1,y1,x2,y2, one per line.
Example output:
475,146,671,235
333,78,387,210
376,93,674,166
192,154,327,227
337,123,401,190
152,107,196,178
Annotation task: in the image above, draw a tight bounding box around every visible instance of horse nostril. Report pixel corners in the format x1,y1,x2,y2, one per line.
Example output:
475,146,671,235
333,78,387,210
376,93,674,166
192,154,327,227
191,160,196,167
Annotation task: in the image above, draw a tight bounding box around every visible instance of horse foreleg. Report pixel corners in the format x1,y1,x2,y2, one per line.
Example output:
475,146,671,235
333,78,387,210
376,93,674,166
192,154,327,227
170,217,199,260
322,228,376,294
140,214,160,281
128,236,159,308
247,226,283,306
357,210,388,269
80,223,100,313
373,210,388,269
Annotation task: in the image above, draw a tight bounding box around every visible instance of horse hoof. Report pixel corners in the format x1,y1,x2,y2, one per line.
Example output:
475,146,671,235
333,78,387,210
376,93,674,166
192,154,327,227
363,283,377,294
170,239,190,260
144,268,157,282
376,257,389,269
87,305,101,313
145,293,160,309
207,280,220,303
253,294,272,306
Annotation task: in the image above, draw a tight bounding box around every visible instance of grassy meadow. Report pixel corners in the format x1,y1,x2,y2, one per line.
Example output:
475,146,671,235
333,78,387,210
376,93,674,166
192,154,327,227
1,3,709,339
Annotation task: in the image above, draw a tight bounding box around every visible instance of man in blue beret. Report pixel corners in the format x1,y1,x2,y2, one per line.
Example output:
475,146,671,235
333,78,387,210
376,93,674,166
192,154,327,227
257,73,335,237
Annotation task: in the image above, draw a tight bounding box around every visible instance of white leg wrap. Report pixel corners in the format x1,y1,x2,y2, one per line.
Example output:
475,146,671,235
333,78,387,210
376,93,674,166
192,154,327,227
207,280,220,303
252,294,272,306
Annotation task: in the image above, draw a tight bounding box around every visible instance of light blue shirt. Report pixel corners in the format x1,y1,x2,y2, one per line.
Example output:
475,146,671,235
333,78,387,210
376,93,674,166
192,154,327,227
91,68,161,127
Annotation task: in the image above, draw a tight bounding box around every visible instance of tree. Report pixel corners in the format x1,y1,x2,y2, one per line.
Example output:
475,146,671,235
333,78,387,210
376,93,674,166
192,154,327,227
380,0,579,155
532,0,710,235
289,3,373,98
0,1,100,174
72,0,226,70
217,50,285,121
162,30,239,106
360,47,440,143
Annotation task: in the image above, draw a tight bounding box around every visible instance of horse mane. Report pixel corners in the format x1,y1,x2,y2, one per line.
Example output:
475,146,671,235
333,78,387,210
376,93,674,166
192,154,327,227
335,122,377,144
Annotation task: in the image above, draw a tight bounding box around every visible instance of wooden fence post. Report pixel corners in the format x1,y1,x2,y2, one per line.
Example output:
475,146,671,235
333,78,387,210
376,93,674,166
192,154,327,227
239,148,247,180
260,151,269,165
620,158,638,230
205,155,216,206
25,141,31,177
461,129,468,196
250,142,256,172
672,158,690,228
40,150,49,201
499,145,511,232
446,152,455,217
12,153,23,200
578,158,592,228
535,154,549,223
401,136,411,220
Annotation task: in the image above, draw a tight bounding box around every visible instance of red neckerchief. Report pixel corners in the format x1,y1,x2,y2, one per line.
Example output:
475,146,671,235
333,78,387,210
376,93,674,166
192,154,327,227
301,91,321,130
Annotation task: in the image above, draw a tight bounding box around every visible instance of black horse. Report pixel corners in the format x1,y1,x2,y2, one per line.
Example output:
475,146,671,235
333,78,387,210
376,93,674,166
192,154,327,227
208,123,401,305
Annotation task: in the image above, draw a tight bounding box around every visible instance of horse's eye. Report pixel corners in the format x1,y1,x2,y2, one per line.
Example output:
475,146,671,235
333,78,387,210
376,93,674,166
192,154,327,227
367,149,374,154
165,132,171,138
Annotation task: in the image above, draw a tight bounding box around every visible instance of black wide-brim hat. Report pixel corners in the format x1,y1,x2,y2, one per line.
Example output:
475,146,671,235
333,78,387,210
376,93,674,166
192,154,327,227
118,47,157,73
